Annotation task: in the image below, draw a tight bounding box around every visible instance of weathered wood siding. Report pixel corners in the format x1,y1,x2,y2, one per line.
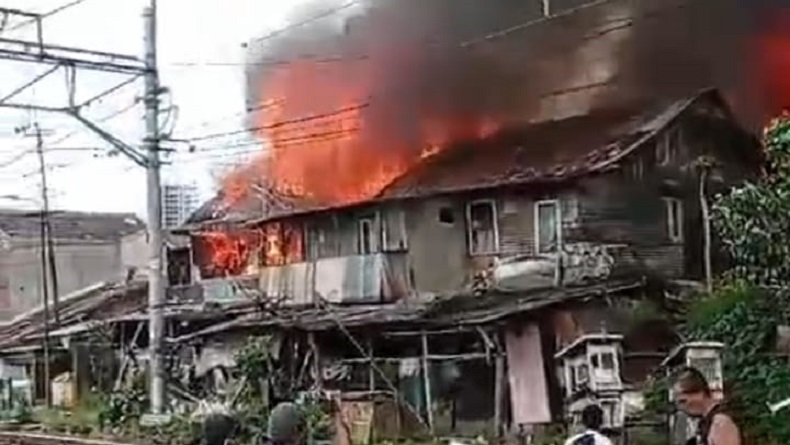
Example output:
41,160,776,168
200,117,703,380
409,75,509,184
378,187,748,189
404,197,469,294
289,100,758,295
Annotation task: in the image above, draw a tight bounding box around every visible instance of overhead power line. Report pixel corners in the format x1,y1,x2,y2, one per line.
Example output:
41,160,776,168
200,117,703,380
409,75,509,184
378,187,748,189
177,0,685,148
249,0,361,45
4,0,94,33
183,103,368,142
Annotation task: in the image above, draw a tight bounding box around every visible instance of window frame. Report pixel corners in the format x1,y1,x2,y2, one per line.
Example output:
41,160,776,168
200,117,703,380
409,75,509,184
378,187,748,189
465,199,500,256
534,199,562,254
657,126,682,166
357,213,379,255
305,223,327,260
662,197,684,243
629,156,645,179
381,208,408,252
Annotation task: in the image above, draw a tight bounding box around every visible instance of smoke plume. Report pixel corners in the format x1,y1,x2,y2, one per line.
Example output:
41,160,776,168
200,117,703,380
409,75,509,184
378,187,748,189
231,0,790,208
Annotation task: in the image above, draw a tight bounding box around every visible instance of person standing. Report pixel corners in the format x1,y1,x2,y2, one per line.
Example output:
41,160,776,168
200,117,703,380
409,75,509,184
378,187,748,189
564,404,614,445
672,366,742,445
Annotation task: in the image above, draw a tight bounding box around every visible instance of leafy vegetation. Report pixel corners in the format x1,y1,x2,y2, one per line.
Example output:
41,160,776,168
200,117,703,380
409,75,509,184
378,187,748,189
680,283,790,444
666,115,790,444
713,114,790,285
232,336,276,444
97,370,149,432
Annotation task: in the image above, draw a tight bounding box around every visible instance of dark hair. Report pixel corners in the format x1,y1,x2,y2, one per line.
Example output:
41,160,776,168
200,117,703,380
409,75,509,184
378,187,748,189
673,366,712,396
581,404,604,430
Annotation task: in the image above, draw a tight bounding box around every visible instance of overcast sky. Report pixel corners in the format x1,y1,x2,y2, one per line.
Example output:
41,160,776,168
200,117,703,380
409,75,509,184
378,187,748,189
0,0,298,216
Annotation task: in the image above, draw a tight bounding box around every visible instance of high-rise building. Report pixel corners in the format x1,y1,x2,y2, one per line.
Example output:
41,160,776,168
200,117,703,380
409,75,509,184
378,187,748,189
162,183,200,228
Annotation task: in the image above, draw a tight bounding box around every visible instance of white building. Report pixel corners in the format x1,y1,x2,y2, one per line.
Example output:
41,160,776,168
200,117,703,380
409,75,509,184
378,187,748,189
162,183,200,228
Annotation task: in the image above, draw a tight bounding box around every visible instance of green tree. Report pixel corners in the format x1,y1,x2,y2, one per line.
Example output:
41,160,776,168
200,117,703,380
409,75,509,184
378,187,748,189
684,283,790,444
713,114,790,285
685,114,790,444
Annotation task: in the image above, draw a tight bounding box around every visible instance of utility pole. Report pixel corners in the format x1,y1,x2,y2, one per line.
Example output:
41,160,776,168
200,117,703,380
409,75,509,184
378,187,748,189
34,125,61,326
33,124,52,408
143,0,166,416
1,2,169,418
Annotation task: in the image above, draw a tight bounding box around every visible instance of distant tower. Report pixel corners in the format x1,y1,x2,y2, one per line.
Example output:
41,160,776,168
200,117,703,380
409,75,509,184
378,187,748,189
162,183,199,228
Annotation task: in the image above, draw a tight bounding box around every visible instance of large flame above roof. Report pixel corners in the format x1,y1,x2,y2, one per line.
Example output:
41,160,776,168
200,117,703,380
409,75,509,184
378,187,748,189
213,0,790,215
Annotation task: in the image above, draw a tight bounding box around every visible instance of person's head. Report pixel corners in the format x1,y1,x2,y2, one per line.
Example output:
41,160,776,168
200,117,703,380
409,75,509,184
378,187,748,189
268,402,306,445
580,404,604,431
672,366,714,417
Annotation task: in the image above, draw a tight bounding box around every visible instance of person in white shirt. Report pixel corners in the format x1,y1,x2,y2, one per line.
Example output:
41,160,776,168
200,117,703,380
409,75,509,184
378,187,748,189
564,404,614,445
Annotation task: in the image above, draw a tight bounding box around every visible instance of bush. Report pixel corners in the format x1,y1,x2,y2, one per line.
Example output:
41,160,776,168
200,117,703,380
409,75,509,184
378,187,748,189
683,282,790,443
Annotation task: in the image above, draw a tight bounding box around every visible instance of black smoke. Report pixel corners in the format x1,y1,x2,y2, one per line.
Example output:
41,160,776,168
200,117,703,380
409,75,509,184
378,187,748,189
244,0,790,143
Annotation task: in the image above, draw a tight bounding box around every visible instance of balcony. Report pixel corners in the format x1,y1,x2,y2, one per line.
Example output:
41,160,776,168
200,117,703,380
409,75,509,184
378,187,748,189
167,275,260,304
168,253,412,306
260,252,411,305
490,243,626,291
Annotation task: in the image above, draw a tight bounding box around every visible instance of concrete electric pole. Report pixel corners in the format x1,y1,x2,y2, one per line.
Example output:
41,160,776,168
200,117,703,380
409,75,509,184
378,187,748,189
15,121,58,407
33,124,61,328
143,0,166,416
33,124,53,408
0,2,168,417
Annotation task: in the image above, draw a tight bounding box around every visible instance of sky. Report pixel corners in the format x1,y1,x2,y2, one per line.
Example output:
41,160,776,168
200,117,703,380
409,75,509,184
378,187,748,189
0,0,299,217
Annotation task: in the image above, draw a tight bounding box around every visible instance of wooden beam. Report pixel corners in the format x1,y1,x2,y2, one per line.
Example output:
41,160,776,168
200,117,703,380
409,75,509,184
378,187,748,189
494,354,505,437
308,332,322,389
367,338,375,391
421,331,434,434
337,352,502,364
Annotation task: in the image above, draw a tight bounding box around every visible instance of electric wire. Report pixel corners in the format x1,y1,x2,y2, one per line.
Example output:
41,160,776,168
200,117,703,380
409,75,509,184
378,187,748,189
176,0,687,148
0,100,141,170
183,103,368,142
5,0,95,33
249,0,361,45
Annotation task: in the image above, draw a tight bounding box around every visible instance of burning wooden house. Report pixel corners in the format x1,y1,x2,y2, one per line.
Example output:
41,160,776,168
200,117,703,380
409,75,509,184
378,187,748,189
168,88,759,439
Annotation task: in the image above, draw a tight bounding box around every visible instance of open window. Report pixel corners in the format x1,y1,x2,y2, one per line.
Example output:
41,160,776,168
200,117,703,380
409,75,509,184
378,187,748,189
382,208,408,251
465,200,498,255
357,214,379,254
663,197,684,243
535,200,561,254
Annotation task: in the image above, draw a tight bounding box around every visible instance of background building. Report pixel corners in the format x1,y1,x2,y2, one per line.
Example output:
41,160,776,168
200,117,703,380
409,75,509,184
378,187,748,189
0,210,147,320
162,183,200,228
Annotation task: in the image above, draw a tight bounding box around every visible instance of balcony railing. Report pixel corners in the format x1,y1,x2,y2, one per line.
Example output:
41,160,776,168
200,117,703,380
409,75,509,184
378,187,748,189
491,242,626,291
168,252,412,306
260,252,411,305
167,275,260,304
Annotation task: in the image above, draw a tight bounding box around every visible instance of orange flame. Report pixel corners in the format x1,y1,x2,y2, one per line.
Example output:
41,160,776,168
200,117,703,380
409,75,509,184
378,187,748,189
194,231,257,278
194,222,306,276
220,57,502,209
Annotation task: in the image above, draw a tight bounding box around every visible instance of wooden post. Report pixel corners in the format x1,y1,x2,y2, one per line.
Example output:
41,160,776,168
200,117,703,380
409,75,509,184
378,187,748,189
699,163,713,293
6,378,12,410
30,354,38,403
367,338,375,391
308,332,323,389
420,331,434,434
71,343,80,399
494,354,505,437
